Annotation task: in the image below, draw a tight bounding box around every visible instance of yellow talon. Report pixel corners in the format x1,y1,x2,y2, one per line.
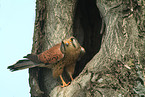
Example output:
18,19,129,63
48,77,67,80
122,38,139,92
60,75,70,87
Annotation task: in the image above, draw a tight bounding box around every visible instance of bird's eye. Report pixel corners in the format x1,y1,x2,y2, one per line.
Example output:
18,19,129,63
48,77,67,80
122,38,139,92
71,38,77,48
70,38,74,42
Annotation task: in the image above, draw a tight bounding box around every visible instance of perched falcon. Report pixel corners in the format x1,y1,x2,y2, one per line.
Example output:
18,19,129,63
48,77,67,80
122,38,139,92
8,36,85,87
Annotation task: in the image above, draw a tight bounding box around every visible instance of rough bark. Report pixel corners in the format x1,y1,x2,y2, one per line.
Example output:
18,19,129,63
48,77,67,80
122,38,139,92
29,0,77,96
29,0,145,97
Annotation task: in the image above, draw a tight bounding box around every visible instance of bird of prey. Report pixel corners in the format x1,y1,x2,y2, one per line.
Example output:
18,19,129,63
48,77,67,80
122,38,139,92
8,36,85,87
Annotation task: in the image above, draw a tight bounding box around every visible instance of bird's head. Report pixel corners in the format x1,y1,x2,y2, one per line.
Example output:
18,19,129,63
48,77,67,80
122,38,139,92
60,36,81,54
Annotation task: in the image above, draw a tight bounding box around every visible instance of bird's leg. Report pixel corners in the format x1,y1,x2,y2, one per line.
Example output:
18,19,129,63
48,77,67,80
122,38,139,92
65,64,75,81
68,72,74,81
59,75,70,87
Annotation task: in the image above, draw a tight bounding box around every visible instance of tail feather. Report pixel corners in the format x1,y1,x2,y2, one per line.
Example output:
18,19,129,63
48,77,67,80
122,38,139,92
7,59,39,71
23,54,41,63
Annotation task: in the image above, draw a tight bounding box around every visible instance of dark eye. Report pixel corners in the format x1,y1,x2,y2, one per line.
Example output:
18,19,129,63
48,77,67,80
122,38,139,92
71,38,77,48
71,38,74,41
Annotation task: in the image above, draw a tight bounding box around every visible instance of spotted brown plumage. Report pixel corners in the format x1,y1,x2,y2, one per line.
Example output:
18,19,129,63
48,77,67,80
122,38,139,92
7,36,85,87
38,43,64,64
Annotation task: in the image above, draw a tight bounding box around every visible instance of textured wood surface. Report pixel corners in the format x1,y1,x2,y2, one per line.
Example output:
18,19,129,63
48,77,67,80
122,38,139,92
29,0,77,96
29,0,145,96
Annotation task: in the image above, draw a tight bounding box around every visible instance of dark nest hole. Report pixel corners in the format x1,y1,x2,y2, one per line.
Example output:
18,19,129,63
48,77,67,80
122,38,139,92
72,0,104,78
37,0,104,95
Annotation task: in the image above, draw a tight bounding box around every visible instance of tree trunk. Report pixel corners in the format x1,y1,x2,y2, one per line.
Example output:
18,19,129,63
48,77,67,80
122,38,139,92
29,0,145,97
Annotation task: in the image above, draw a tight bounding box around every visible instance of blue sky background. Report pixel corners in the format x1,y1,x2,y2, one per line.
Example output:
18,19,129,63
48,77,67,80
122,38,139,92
0,0,36,97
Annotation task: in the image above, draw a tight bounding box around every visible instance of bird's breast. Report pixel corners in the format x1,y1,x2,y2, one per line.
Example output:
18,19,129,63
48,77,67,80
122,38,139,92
63,51,80,65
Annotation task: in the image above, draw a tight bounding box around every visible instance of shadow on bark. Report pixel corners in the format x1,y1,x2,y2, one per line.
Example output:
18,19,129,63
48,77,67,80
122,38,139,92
73,0,103,80
29,0,145,97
